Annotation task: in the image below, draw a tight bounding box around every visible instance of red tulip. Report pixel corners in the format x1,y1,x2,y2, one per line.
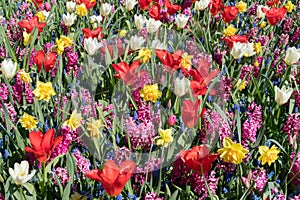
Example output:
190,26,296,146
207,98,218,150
266,0,279,7
82,28,104,39
181,99,205,128
222,6,239,23
155,49,182,71
189,58,220,97
79,0,97,10
180,145,218,173
34,50,57,72
25,129,63,163
86,160,136,197
262,7,287,25
32,0,44,8
165,0,181,16
18,16,47,34
209,0,224,16
221,35,248,49
138,0,152,10
149,4,161,20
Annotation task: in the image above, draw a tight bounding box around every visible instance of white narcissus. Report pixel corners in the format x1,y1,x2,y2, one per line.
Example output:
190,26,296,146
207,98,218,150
84,38,103,56
146,18,162,33
134,14,146,30
129,35,145,50
125,0,137,11
101,3,112,17
66,1,76,13
1,58,17,79
231,42,248,59
194,0,211,11
174,14,189,29
274,85,293,106
284,47,300,65
9,160,36,185
63,13,77,27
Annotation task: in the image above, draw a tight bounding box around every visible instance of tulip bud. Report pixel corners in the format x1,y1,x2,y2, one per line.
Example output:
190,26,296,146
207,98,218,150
174,14,189,29
274,85,293,106
1,59,17,79
63,13,77,27
101,3,112,17
84,37,103,56
194,0,210,11
174,77,187,97
284,47,300,66
134,14,146,30
168,114,177,126
129,35,145,50
146,18,162,33
125,0,137,11
66,1,76,13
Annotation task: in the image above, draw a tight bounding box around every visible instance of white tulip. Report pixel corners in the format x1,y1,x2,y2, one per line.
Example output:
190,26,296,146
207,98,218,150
174,14,189,29
284,47,300,66
90,15,103,29
257,5,268,18
63,13,77,27
1,59,17,79
9,160,36,185
84,37,103,56
243,43,256,57
134,14,146,30
151,39,167,50
231,42,248,59
125,0,137,11
129,35,145,50
66,1,77,13
146,18,162,33
101,3,112,17
274,85,293,106
174,77,188,97
194,0,210,11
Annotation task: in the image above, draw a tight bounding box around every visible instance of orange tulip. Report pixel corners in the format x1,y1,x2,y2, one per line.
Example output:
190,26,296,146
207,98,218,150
18,16,46,34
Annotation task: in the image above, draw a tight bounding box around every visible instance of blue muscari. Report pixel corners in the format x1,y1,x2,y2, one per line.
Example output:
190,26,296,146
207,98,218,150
268,171,274,179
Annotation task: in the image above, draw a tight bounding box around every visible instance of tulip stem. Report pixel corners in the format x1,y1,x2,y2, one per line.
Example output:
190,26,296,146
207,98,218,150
19,187,25,200
276,107,280,126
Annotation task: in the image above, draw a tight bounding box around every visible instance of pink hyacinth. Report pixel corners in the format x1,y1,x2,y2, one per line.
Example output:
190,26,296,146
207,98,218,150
252,169,268,193
73,149,91,174
0,83,8,102
290,152,300,185
283,114,300,148
145,192,164,200
53,167,70,186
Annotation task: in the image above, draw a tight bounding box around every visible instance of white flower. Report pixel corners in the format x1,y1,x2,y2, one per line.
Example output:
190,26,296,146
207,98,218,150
1,59,17,79
231,42,248,59
257,5,268,18
125,0,137,11
129,35,145,50
134,14,146,30
63,13,77,27
194,0,210,11
42,11,51,21
9,160,36,185
243,43,256,57
66,1,77,13
174,77,188,97
174,14,189,29
146,18,162,33
84,37,103,56
274,85,293,106
101,3,112,17
284,47,300,66
90,15,103,29
151,39,167,50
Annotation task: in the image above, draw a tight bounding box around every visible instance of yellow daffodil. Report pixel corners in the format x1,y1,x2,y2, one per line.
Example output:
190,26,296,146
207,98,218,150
19,113,38,130
63,109,82,131
19,70,32,83
23,31,30,46
253,42,262,54
87,118,103,138
137,48,152,63
179,52,193,70
156,128,173,147
217,137,249,165
119,30,127,38
76,4,88,17
32,81,56,101
140,83,162,103
258,145,280,166
55,36,73,54
223,24,237,37
260,21,267,29
285,1,294,13
236,1,247,12
235,79,247,91
35,11,45,22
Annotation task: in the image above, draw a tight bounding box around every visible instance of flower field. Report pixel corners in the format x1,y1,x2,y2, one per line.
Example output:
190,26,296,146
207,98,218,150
0,0,300,199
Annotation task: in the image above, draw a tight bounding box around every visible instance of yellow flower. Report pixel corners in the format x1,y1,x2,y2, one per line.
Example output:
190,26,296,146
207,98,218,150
33,81,56,101
76,4,88,17
156,128,173,147
217,137,249,165
236,1,247,12
137,48,152,63
19,70,32,83
70,192,87,200
258,145,280,166
90,0,96,2
260,21,267,29
19,113,38,130
235,79,247,91
60,36,73,47
35,11,45,22
55,36,73,54
87,118,103,138
253,42,262,54
23,31,30,46
119,30,127,38
285,1,294,13
223,24,237,37
254,60,259,67
179,52,193,70
63,109,82,131
140,83,162,103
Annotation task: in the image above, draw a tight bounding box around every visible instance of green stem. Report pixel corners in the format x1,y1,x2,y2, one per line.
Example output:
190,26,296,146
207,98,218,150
19,186,25,200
